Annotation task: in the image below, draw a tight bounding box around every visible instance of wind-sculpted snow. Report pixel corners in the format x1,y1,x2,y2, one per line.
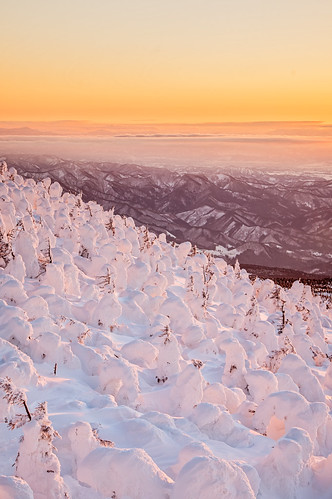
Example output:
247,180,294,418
0,160,332,498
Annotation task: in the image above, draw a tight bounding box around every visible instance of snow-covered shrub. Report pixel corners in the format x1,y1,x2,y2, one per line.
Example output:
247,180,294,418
278,353,325,402
257,427,313,499
0,475,33,499
0,339,38,388
244,369,279,404
0,316,33,349
98,356,139,407
253,390,328,443
121,339,158,368
170,364,204,417
0,275,28,305
5,254,26,282
77,446,173,499
154,326,182,378
190,402,251,447
172,456,255,498
0,376,31,423
16,402,68,499
218,336,247,388
92,293,122,329
160,291,193,332
13,230,40,278
67,421,99,472
21,295,49,321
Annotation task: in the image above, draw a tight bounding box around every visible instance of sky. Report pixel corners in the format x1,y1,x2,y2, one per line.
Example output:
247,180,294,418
1,0,332,123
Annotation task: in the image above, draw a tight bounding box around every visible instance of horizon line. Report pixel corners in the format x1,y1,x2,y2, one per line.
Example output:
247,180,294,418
0,119,328,126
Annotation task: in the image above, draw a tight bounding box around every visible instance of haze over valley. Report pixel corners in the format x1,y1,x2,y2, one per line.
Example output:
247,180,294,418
5,153,332,276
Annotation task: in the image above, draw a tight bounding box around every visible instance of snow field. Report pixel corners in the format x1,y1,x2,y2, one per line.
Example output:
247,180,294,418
0,160,332,498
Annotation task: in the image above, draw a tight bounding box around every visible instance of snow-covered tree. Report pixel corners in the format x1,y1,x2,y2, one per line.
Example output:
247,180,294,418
15,402,68,499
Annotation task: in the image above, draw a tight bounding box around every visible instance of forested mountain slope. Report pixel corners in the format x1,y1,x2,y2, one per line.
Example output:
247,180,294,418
7,154,332,275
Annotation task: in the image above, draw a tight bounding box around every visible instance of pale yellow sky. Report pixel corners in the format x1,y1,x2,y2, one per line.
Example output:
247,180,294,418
1,0,332,122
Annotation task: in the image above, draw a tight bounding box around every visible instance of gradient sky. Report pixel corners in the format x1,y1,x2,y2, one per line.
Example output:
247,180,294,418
1,0,332,122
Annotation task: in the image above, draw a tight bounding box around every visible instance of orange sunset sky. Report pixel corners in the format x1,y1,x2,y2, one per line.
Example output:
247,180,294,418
1,0,332,124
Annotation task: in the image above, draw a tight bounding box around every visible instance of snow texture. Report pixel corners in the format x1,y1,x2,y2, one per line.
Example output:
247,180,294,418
0,161,332,498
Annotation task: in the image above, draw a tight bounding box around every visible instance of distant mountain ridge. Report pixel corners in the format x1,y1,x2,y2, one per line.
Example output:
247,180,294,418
6,154,332,275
